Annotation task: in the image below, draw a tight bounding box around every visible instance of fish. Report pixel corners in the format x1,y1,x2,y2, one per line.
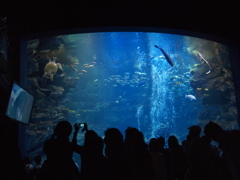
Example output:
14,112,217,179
177,54,184,61
139,81,146,86
196,88,202,90
56,72,66,77
197,52,211,74
170,76,178,80
39,87,51,97
154,45,174,66
81,70,87,73
69,65,77,68
84,65,94,68
175,81,181,85
185,94,196,101
68,110,76,113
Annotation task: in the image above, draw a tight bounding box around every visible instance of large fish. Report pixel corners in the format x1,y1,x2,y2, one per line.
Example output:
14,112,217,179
185,94,196,101
197,52,211,74
154,45,174,66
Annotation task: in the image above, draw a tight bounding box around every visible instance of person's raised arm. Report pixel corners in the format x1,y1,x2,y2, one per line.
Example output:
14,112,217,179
72,123,89,154
72,123,81,144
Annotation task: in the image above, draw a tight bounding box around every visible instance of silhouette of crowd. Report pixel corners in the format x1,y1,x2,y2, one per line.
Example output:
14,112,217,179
21,120,240,180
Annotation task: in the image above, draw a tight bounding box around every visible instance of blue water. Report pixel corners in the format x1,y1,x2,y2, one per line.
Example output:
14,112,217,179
61,32,203,142
25,31,235,162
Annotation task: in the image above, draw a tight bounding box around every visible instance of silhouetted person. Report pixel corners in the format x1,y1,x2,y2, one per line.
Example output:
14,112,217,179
185,125,210,180
149,138,167,180
157,136,171,180
181,134,192,150
167,135,188,180
204,121,240,180
200,135,223,180
40,121,79,180
104,128,129,180
125,127,154,180
73,123,107,180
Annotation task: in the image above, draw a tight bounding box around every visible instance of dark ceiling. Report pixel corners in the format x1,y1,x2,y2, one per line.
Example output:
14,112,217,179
1,0,240,80
1,1,240,38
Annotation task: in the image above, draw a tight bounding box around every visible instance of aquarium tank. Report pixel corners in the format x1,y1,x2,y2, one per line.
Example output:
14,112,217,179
20,28,239,161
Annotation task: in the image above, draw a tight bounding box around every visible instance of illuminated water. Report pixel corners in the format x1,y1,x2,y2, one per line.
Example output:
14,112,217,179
23,31,238,160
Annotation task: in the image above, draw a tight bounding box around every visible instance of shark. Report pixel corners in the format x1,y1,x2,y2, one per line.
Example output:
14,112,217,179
197,52,211,74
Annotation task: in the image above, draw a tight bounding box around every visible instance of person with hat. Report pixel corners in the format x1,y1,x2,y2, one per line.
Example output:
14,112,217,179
204,121,240,180
182,125,201,150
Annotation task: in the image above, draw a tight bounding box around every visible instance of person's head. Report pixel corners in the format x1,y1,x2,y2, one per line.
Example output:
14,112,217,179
104,128,123,145
84,130,98,146
204,121,224,142
125,127,144,145
188,125,201,138
55,121,72,138
149,138,159,152
157,136,165,149
168,135,179,148
103,128,123,157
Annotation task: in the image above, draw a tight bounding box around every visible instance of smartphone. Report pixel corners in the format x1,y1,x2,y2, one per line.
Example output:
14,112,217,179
80,123,84,127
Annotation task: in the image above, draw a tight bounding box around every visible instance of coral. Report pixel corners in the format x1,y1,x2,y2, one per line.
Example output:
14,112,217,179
187,39,238,130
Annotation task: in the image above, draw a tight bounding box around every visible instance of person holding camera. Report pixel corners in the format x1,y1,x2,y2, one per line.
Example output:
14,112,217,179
40,121,80,180
73,123,107,180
